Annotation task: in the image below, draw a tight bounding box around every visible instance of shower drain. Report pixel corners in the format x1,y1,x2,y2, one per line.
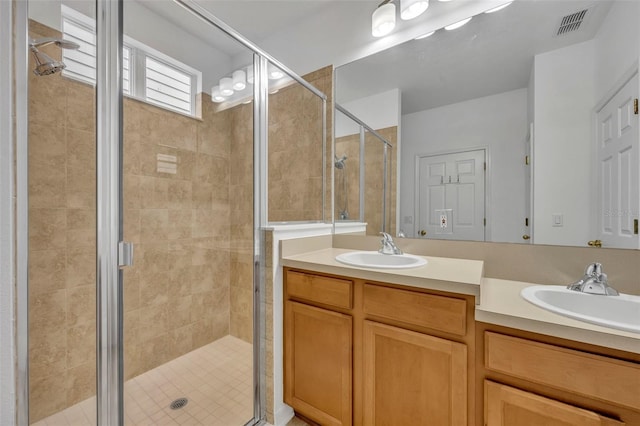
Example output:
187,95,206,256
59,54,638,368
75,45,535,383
169,398,188,410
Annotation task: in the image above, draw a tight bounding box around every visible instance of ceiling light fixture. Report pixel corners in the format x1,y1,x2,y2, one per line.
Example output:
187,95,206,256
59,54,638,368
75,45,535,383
219,77,234,96
415,30,435,39
372,1,396,37
484,1,513,14
268,64,284,80
211,86,225,103
401,0,429,20
444,16,471,30
232,69,246,91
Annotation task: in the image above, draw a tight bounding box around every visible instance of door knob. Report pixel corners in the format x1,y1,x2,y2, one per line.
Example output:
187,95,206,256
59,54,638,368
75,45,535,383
522,235,530,240
588,240,602,248
420,230,427,236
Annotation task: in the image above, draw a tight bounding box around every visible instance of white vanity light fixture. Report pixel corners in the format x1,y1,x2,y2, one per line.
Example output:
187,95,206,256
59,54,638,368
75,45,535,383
211,85,226,103
401,0,429,20
415,30,435,39
485,1,513,13
232,69,246,91
268,63,284,80
445,16,471,30
372,1,396,37
219,77,234,96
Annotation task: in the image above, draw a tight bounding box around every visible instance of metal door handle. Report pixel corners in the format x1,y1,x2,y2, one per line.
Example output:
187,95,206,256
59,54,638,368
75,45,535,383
588,240,602,248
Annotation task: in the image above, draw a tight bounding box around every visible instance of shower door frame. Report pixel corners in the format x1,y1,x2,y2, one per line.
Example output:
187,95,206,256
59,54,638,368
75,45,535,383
14,0,328,424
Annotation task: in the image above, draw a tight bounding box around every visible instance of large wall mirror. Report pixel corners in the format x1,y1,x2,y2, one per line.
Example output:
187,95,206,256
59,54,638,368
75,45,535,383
335,0,640,249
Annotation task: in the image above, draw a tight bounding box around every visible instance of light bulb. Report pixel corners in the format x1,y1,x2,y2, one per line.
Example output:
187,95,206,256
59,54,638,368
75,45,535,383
232,70,246,91
220,77,234,96
445,16,471,30
372,3,396,37
415,30,435,40
246,65,254,84
401,0,429,20
211,86,225,103
268,64,284,80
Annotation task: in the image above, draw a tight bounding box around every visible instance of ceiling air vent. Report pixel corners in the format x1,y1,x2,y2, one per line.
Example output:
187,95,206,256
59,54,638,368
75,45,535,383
556,9,588,36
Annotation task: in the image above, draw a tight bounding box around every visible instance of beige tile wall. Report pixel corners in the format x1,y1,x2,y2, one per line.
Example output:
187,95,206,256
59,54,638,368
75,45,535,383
268,66,332,222
28,20,98,422
229,66,334,345
335,126,397,236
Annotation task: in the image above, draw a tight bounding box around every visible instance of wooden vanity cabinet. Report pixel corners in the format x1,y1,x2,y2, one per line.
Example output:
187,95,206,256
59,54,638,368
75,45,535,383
284,267,476,426
478,323,640,426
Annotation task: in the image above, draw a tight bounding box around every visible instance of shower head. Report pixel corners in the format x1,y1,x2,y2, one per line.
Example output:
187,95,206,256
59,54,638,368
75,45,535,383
30,49,66,76
29,37,80,76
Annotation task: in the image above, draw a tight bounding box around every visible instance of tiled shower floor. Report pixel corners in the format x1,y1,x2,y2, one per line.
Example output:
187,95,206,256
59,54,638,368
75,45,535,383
33,336,254,426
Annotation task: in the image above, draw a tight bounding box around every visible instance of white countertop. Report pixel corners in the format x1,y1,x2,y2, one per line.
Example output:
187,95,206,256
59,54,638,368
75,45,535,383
282,247,484,297
476,278,640,354
281,244,640,355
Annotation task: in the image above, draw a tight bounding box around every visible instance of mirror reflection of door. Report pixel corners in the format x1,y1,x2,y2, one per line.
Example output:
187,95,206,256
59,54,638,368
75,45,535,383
596,73,640,249
417,149,485,241
524,124,533,244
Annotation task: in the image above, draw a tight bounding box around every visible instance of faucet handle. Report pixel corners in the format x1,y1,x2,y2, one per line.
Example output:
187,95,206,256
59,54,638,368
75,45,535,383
585,262,602,277
380,232,392,242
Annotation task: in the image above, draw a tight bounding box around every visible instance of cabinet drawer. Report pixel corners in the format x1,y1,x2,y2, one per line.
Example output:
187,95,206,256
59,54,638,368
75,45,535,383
485,381,625,426
485,332,640,410
286,270,353,309
363,284,466,336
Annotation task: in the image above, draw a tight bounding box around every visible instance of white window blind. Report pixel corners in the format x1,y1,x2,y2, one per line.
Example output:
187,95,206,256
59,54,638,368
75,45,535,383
60,6,199,116
61,11,96,85
145,57,193,115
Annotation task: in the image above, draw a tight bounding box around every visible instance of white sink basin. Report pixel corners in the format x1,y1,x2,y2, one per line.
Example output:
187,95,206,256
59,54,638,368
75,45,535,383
521,285,640,334
335,251,427,269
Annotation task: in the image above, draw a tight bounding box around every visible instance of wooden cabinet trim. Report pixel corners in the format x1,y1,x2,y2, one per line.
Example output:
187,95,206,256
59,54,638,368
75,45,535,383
363,283,467,336
485,332,640,411
286,270,353,310
485,380,625,426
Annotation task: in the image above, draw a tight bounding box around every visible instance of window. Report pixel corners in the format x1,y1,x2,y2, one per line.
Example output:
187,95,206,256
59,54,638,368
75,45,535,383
61,6,200,116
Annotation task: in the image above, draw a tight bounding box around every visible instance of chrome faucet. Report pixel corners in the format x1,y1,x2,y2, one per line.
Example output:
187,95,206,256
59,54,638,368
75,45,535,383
379,232,403,255
567,263,619,296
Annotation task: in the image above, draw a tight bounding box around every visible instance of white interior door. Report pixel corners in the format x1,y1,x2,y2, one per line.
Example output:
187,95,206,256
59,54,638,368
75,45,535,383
596,75,640,249
417,149,485,241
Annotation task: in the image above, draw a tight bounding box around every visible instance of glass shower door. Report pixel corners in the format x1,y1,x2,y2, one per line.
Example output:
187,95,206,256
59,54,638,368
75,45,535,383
121,1,257,424
26,1,99,424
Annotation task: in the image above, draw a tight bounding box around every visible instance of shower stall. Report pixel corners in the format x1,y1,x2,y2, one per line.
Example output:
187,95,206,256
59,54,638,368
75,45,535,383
334,104,396,235
15,0,327,424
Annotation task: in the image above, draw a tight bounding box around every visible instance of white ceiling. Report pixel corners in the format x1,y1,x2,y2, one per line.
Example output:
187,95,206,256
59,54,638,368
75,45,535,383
335,0,614,114
134,0,618,115
137,0,348,57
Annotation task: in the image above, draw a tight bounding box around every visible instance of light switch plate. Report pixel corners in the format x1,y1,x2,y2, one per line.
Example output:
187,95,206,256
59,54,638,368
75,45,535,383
552,213,563,227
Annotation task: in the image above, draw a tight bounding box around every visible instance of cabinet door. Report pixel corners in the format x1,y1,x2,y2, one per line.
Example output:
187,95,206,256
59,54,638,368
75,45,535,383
485,381,625,426
284,301,352,426
362,320,467,426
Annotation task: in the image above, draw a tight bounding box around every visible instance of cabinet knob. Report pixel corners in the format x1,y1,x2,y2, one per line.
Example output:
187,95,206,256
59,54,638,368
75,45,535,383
522,235,530,240
420,230,427,236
